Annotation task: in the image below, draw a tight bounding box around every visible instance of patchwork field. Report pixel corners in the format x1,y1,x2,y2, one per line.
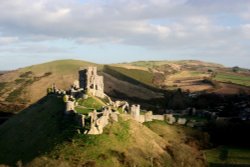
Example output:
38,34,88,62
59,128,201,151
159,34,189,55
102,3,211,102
215,72,250,87
164,71,213,92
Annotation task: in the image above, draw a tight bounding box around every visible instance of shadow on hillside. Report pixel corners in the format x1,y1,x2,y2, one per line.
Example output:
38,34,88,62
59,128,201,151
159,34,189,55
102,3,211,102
0,112,15,125
0,95,78,166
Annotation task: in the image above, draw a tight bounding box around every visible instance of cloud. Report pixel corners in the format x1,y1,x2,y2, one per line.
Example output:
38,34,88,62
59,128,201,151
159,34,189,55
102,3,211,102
0,36,18,45
0,0,250,68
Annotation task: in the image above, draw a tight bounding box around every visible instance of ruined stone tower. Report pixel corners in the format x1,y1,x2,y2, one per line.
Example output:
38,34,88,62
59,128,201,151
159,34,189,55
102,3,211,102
79,67,105,98
130,104,140,121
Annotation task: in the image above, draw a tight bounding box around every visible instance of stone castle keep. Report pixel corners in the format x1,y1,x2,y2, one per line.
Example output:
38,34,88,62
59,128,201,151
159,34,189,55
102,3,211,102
79,67,105,98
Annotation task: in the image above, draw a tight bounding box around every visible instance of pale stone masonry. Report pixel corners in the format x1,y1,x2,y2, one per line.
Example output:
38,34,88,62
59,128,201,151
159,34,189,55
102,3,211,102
130,104,140,122
65,101,75,114
79,67,105,98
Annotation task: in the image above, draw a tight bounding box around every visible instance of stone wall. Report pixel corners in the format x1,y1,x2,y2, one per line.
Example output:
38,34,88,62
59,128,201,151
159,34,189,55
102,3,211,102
152,115,165,121
130,104,140,122
86,108,119,135
65,101,75,114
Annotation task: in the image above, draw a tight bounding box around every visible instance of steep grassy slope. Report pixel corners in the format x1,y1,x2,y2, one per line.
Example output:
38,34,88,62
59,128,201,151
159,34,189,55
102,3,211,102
0,95,175,167
144,120,209,167
0,95,68,165
27,116,173,167
103,65,154,87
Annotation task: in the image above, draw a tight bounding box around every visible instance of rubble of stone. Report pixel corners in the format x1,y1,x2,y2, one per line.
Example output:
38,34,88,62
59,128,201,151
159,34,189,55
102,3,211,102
113,100,130,113
86,107,119,135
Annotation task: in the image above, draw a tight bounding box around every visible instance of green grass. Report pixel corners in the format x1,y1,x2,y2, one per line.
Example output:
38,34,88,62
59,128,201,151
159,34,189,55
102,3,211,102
45,117,131,167
15,78,26,84
75,96,106,115
190,71,204,75
130,60,223,68
5,79,35,103
20,59,100,75
75,107,93,115
143,120,168,127
0,96,72,166
77,97,105,110
104,65,154,86
0,82,7,92
214,73,250,86
5,87,24,102
0,95,132,166
168,71,206,80
204,147,250,166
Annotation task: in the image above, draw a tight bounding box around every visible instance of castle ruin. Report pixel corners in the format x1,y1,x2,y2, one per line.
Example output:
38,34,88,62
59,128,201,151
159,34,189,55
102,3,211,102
79,67,105,98
49,66,194,135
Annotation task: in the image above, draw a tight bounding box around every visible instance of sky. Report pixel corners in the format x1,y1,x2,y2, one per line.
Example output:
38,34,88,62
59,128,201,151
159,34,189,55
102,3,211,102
0,0,250,70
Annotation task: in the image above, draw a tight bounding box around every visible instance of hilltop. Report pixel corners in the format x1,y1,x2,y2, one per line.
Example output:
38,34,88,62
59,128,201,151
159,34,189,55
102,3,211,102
0,59,250,114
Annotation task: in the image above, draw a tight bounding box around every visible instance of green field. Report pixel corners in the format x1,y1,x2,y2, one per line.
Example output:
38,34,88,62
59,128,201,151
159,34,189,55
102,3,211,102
104,65,154,86
204,147,250,166
168,71,207,80
215,73,250,86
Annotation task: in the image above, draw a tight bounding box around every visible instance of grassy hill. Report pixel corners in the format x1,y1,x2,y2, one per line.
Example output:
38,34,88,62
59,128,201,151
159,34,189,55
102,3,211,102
0,95,67,165
0,95,174,167
0,60,99,112
1,59,250,115
0,94,209,167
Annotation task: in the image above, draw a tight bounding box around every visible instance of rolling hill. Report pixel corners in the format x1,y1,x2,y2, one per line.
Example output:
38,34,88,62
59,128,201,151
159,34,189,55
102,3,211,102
0,59,250,115
1,59,250,167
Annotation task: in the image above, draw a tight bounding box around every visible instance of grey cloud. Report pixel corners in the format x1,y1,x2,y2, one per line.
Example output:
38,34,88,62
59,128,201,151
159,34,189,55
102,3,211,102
0,0,250,67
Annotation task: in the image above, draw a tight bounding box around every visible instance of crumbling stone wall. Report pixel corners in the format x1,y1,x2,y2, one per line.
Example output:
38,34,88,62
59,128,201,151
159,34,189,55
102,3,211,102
152,115,165,121
130,104,140,122
87,108,119,135
65,101,75,114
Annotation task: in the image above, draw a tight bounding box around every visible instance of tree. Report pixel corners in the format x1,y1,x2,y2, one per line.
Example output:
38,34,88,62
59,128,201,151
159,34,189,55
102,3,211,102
207,69,213,73
232,66,240,72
